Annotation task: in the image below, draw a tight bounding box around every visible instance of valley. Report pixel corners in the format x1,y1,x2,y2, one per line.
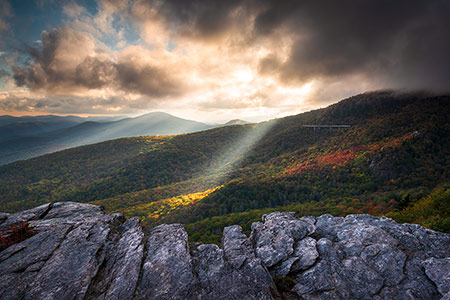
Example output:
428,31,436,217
0,91,449,244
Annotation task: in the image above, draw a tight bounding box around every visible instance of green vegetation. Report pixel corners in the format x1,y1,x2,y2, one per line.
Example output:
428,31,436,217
0,91,449,243
388,186,450,233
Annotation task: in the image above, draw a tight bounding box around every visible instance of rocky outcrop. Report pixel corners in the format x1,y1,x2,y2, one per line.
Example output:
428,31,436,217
1,202,449,300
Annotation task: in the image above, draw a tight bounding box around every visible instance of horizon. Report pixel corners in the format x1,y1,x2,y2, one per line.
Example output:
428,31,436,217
1,89,440,124
0,109,254,124
0,0,449,122
0,91,340,123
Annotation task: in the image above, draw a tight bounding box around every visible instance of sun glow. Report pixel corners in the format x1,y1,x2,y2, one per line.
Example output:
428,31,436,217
233,69,254,83
279,82,313,96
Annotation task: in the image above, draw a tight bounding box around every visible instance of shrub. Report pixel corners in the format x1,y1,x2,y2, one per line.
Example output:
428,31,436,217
0,222,36,251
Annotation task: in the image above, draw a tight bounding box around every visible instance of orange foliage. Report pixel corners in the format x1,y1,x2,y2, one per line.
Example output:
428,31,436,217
285,133,414,175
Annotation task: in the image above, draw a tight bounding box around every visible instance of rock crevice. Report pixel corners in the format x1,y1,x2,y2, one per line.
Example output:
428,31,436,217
1,202,449,300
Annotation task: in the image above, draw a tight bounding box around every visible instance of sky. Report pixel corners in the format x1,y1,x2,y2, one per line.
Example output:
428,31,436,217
0,0,449,123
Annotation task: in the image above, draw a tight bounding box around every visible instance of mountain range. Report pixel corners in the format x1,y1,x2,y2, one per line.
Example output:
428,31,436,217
0,91,449,244
0,112,214,165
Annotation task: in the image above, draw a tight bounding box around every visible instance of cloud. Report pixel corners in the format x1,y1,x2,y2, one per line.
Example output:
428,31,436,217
12,27,184,99
140,0,450,93
133,0,247,40
0,0,12,45
62,2,86,18
13,27,99,91
74,56,117,89
0,89,161,115
3,0,450,120
255,0,450,91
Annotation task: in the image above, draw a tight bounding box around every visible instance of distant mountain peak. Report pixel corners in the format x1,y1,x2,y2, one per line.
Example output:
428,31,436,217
224,119,249,125
0,111,214,165
138,111,173,118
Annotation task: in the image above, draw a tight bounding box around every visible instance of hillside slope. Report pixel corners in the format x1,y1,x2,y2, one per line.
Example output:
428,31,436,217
0,112,213,165
0,91,449,241
0,115,122,141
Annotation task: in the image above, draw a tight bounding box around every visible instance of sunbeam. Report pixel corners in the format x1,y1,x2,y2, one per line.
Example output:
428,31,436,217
199,120,277,185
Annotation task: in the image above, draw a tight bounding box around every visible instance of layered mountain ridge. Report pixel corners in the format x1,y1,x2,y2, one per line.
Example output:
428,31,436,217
1,91,449,243
0,112,213,165
1,202,449,300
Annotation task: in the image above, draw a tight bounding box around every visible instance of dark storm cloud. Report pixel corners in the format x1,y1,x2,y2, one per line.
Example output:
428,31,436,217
141,0,246,38
13,29,66,89
149,0,450,92
75,57,117,89
12,27,183,98
115,62,182,97
254,0,450,91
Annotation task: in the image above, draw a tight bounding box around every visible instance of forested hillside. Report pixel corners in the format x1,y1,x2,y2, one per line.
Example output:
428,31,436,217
1,91,449,242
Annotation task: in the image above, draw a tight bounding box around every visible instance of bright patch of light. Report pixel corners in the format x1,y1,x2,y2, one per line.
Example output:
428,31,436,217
279,82,313,96
200,120,276,186
233,69,254,83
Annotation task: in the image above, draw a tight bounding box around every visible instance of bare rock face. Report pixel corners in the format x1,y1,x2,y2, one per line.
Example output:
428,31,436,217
0,202,143,300
257,213,450,300
194,225,278,300
136,224,196,300
1,203,450,300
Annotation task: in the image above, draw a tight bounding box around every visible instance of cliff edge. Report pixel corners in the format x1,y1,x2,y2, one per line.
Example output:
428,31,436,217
1,202,449,300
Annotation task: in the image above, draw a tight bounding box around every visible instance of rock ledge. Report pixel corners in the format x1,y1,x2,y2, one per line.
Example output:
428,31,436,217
1,202,449,300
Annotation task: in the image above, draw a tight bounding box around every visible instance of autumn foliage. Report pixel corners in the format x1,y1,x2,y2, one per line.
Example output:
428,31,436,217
0,222,35,251
0,92,448,243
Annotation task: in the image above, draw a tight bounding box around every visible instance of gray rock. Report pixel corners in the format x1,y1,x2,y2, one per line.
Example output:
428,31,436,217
28,202,107,232
423,257,450,296
288,214,450,299
222,225,254,268
0,213,9,225
442,292,450,300
105,218,145,300
251,212,315,268
270,237,319,277
0,203,52,232
0,225,71,300
375,256,441,300
43,201,103,220
1,203,449,300
360,243,406,286
340,256,384,298
136,224,196,300
291,237,319,272
24,221,111,300
0,225,71,274
193,225,277,300
314,214,345,241
292,238,348,299
86,218,145,300
270,255,301,277
0,202,149,300
343,215,450,252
